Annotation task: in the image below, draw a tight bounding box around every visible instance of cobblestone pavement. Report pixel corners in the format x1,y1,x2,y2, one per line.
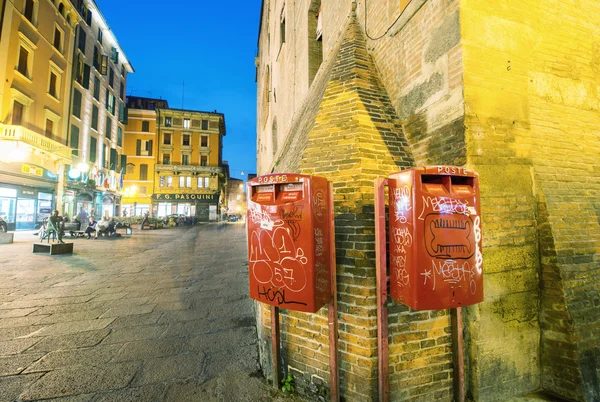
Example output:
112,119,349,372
0,224,307,402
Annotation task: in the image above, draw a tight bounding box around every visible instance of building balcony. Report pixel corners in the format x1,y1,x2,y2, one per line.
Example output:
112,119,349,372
155,164,224,176
0,123,72,163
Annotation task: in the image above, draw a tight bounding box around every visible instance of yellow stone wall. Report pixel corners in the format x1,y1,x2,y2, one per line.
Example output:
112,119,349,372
461,0,600,400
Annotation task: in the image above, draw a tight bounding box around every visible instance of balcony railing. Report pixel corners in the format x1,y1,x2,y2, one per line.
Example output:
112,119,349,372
0,123,72,161
155,164,224,175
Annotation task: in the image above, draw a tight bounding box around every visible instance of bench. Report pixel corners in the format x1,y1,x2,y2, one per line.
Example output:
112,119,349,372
0,232,14,244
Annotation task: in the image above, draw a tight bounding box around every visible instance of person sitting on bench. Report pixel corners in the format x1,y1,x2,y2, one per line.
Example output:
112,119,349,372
85,216,97,239
95,216,109,239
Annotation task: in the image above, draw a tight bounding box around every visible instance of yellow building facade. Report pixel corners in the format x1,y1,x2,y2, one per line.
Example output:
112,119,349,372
121,97,228,222
154,107,227,221
121,96,167,216
0,0,132,228
0,0,77,230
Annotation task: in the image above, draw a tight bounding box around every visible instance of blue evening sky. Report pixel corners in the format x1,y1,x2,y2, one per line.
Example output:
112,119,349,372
95,0,262,181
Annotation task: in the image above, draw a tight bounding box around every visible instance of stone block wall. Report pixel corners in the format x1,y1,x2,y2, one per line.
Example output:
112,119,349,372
461,0,600,400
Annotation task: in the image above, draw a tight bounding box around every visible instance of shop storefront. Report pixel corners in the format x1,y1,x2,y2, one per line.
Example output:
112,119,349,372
0,186,55,231
0,162,58,231
152,192,219,221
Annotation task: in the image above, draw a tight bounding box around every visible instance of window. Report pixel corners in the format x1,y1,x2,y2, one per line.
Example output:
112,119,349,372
186,177,192,188
204,177,209,188
117,127,122,147
53,26,63,52
280,7,286,47
182,134,190,146
93,76,100,100
165,117,172,127
140,164,148,181
24,0,35,22
72,89,82,118
77,28,86,54
17,46,29,77
163,133,171,145
309,1,323,86
162,153,170,164
197,177,204,188
126,164,134,174
109,68,114,88
90,136,97,163
179,176,184,188
119,82,124,99
182,154,189,165
47,61,63,100
139,186,147,195
48,72,58,98
75,57,91,89
166,176,173,187
105,117,112,140
85,9,92,25
136,139,152,156
103,143,108,168
45,119,54,138
200,155,208,166
201,135,208,147
91,105,98,130
159,176,165,187
202,119,208,130
183,118,190,129
97,27,103,45
70,125,79,156
106,90,115,114
12,101,24,125
142,121,150,132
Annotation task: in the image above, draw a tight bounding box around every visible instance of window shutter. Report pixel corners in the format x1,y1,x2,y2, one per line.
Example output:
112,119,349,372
136,139,141,156
90,136,97,162
111,47,119,63
110,148,117,170
83,64,91,89
120,155,127,173
73,89,82,118
117,127,122,147
70,125,79,156
148,140,153,156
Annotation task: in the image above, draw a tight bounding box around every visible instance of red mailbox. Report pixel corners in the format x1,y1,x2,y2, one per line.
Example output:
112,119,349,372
388,166,483,310
246,174,331,313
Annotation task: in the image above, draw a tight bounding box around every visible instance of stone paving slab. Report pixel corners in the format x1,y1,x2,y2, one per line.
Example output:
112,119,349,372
0,225,310,402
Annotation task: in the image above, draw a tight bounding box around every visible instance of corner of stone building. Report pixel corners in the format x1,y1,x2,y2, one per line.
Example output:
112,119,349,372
266,12,417,401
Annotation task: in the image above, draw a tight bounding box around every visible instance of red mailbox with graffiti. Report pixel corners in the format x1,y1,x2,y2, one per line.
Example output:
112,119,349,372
246,174,331,313
388,166,483,310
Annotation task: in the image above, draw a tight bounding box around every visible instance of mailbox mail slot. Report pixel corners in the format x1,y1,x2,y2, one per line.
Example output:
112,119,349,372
388,166,483,310
247,174,331,313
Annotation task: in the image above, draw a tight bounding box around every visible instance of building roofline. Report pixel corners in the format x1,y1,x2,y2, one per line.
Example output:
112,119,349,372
87,0,134,73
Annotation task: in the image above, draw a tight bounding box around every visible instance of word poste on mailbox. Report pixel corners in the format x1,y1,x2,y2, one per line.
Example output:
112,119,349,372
388,166,483,310
246,174,331,313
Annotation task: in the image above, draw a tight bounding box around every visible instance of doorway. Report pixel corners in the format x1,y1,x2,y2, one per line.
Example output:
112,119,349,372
16,199,36,230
